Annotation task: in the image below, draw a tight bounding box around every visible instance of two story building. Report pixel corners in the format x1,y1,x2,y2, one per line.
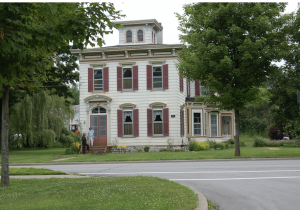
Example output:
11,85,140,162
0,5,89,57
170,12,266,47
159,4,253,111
70,19,235,152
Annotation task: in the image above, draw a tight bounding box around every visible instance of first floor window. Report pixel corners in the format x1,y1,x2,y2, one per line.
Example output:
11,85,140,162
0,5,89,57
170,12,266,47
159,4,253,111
192,109,202,136
94,69,103,91
124,111,133,135
210,112,218,136
153,110,163,134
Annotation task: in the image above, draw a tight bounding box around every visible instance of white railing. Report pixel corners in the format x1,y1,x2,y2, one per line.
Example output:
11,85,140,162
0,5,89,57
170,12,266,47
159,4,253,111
222,134,232,141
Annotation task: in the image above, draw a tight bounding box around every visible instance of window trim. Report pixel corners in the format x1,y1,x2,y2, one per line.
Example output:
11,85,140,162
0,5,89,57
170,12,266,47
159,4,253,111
126,30,132,43
152,65,163,89
123,110,133,136
209,112,219,137
153,109,163,135
192,109,203,136
93,68,103,91
123,67,133,90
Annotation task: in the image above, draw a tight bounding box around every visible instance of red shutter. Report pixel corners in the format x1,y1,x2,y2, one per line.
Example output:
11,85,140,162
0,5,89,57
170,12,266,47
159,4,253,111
147,109,153,136
182,110,184,136
180,109,183,136
117,110,123,137
180,75,183,92
147,65,152,90
133,65,138,90
187,82,190,96
163,108,169,136
117,66,122,91
103,67,109,92
88,68,93,92
163,64,168,89
195,80,200,96
133,109,139,136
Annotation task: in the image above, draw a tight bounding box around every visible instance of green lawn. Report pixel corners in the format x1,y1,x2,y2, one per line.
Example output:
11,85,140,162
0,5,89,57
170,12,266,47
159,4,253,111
9,167,68,175
0,177,198,210
1,135,300,163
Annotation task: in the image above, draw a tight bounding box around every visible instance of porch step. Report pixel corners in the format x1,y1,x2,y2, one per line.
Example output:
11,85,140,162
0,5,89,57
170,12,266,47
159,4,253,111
79,145,107,154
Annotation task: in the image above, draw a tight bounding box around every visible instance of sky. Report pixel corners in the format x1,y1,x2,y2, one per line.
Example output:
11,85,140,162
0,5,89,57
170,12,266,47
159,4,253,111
102,1,299,47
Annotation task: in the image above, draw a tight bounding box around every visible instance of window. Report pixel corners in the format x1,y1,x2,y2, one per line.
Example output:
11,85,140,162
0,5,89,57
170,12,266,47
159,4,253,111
138,30,143,41
123,111,133,135
152,32,153,43
154,33,155,44
200,82,209,96
88,67,109,92
118,109,139,137
192,109,202,136
210,112,218,137
92,107,106,114
147,108,169,136
117,66,138,91
123,67,132,89
94,69,103,91
153,110,163,134
153,66,162,88
147,64,168,90
126,30,132,42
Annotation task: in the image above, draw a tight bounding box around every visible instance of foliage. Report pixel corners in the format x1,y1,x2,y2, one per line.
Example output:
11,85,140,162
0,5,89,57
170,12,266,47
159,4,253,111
207,199,216,210
69,84,79,105
64,142,81,155
10,91,74,147
176,3,291,156
252,136,267,147
188,139,200,151
167,138,174,149
228,138,235,144
144,146,150,152
268,124,284,140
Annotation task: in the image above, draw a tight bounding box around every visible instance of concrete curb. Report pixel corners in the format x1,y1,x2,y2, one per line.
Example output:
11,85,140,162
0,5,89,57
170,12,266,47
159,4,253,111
189,186,208,210
9,157,300,166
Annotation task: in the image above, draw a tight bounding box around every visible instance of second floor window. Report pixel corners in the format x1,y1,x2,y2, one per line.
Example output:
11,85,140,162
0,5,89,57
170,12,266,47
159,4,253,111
94,69,103,91
153,66,162,88
123,68,132,89
138,30,143,41
126,31,132,42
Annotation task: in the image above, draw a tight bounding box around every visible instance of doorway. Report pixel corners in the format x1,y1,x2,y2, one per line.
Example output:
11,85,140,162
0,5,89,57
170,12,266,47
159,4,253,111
90,115,107,145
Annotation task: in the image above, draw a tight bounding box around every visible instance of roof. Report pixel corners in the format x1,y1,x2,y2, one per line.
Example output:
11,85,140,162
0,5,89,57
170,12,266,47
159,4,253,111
112,19,163,31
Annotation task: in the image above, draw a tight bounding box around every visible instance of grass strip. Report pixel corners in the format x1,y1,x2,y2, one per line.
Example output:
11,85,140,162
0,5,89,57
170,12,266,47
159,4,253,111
0,176,198,210
9,167,67,175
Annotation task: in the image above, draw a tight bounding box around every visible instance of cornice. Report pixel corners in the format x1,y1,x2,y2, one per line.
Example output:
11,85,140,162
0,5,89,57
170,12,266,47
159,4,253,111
112,19,163,31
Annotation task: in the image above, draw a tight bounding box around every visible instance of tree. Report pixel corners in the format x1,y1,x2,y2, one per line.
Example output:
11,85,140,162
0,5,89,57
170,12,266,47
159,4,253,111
0,3,123,186
10,90,74,147
176,3,291,156
70,84,79,105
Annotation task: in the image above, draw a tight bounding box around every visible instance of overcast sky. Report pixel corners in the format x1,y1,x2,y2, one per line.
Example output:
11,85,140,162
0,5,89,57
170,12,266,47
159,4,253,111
102,1,299,47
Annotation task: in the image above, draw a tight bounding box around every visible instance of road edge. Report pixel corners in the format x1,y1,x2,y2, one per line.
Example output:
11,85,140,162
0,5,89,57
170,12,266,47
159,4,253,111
188,186,208,210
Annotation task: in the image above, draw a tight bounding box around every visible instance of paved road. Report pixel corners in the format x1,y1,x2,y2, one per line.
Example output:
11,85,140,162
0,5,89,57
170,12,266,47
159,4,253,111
11,159,300,210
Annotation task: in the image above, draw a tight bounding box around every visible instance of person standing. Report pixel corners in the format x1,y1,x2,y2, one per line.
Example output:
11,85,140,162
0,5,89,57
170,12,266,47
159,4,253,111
81,132,89,154
87,127,94,147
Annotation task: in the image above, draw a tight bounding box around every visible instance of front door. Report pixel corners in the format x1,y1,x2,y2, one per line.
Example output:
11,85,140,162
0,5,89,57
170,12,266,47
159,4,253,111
90,115,107,145
223,116,231,135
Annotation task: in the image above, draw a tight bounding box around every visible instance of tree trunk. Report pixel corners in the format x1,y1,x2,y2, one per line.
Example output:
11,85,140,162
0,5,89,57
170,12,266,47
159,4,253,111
1,85,10,186
235,109,241,156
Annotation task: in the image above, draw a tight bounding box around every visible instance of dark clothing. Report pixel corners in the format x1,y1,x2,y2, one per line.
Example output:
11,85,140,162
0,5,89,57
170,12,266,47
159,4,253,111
81,135,89,154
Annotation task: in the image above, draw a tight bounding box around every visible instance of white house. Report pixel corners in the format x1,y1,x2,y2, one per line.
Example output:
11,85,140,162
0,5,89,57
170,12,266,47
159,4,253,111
70,19,235,152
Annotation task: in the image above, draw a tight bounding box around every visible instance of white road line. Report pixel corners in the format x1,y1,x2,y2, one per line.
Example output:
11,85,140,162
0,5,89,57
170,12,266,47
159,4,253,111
170,176,300,181
78,169,300,175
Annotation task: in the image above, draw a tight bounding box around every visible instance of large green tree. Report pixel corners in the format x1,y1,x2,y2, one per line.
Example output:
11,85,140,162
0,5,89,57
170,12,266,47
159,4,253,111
0,3,123,186
176,3,291,156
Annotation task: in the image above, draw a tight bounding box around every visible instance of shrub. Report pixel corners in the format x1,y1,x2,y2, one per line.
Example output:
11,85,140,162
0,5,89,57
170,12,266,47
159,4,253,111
59,133,74,147
206,140,217,149
64,142,81,154
253,136,267,147
196,141,210,150
144,146,150,152
52,141,64,148
188,139,200,151
240,141,247,147
228,138,235,144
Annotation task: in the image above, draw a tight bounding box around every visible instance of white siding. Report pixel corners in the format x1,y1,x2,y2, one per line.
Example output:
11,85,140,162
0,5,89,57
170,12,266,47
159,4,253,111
79,58,186,146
